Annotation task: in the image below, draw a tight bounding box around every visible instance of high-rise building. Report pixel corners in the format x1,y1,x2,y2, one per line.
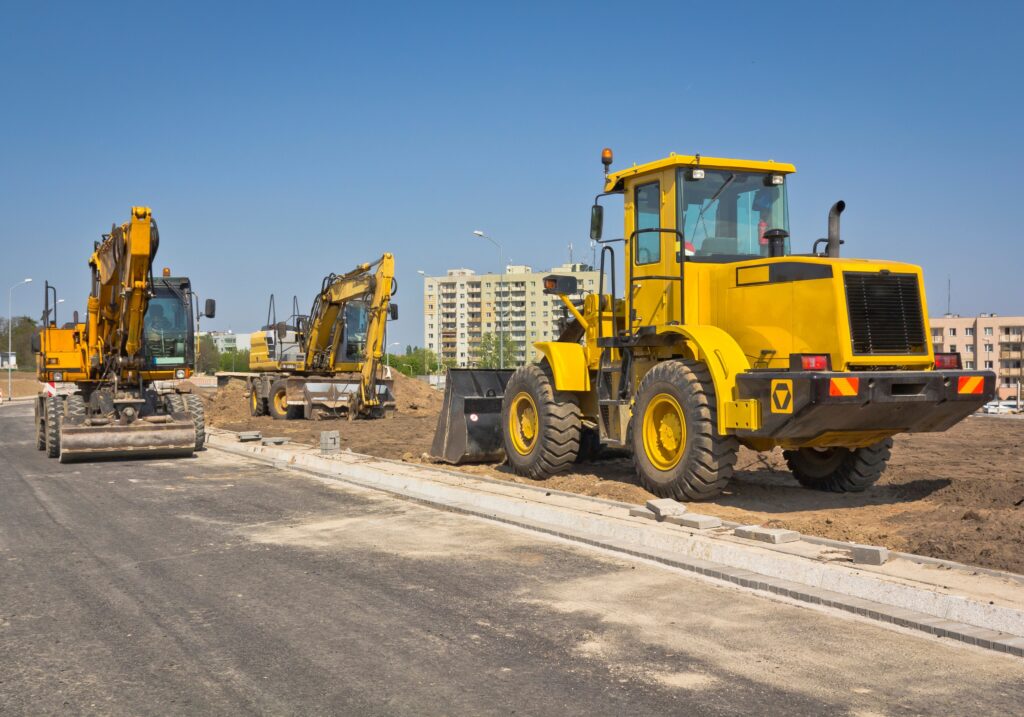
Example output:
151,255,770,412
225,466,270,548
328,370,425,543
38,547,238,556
930,314,1024,400
422,263,600,367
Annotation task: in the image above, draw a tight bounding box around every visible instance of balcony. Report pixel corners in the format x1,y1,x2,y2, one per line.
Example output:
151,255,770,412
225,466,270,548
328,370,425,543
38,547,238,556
1001,350,1024,360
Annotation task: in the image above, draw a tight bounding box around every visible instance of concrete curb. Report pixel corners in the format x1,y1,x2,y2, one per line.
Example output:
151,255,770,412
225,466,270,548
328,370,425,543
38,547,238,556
206,432,1024,656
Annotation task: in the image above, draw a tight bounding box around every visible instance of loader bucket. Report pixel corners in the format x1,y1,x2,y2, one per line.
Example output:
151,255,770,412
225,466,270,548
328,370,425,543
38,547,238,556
431,368,514,464
59,417,197,463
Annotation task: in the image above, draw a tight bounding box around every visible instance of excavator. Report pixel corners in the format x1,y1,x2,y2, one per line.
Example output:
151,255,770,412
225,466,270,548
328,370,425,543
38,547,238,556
33,206,215,462
246,253,398,419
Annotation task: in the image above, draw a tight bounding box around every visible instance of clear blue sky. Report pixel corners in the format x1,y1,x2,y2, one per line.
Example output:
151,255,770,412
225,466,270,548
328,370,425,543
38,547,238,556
2,1,1022,348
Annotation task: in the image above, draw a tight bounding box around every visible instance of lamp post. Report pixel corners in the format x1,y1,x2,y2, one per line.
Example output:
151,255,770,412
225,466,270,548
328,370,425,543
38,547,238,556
386,341,401,369
7,277,32,402
473,230,505,369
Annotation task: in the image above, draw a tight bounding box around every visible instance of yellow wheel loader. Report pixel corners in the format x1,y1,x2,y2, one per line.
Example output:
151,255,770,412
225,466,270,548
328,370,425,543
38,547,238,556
33,207,215,462
245,253,398,420
434,150,995,499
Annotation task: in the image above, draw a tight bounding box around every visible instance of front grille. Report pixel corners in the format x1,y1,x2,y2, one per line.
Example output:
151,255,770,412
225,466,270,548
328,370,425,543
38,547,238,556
844,272,927,355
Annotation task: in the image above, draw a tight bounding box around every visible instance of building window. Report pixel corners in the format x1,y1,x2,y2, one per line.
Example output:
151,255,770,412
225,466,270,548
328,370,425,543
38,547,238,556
984,327,993,335
985,344,994,352
984,361,993,369
965,327,974,336
949,344,957,352
966,345,974,353
965,361,975,369
949,328,957,336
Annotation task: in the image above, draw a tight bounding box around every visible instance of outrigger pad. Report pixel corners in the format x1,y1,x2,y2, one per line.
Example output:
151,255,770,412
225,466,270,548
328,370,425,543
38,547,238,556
431,368,514,464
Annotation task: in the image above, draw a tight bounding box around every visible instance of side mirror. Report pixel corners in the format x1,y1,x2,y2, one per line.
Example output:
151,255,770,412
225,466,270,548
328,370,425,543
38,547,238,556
389,304,399,321
589,204,604,241
30,332,41,353
204,298,216,319
542,274,578,296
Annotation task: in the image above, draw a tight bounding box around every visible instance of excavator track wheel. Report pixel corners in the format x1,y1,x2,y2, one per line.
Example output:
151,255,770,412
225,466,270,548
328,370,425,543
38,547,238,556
783,439,892,493
501,364,581,480
183,394,206,451
631,359,738,501
44,395,62,459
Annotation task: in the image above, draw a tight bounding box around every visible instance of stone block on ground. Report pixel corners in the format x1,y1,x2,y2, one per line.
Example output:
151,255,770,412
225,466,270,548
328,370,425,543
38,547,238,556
261,437,290,446
734,525,801,544
320,430,341,455
629,506,657,520
238,431,261,442
665,513,722,530
849,543,889,565
645,498,688,520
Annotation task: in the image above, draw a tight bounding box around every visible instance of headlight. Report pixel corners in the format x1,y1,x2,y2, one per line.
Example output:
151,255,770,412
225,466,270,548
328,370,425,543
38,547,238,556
53,371,63,382
175,369,186,379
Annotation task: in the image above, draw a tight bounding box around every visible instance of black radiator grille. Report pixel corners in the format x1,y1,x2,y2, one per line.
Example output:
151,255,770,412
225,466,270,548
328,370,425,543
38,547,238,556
844,272,927,355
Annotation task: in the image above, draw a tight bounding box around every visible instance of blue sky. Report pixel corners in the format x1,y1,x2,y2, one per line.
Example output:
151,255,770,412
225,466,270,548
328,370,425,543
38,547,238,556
2,1,1022,348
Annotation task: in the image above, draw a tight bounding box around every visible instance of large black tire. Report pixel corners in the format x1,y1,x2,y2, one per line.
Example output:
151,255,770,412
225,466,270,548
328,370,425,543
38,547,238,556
631,360,739,501
34,399,46,450
64,394,87,424
502,364,582,479
165,393,186,415
44,395,61,459
183,394,206,451
783,439,893,492
267,379,297,420
249,384,266,417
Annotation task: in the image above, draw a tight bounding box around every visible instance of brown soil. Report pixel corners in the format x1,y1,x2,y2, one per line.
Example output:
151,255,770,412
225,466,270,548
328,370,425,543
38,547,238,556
204,376,1024,574
1,373,41,399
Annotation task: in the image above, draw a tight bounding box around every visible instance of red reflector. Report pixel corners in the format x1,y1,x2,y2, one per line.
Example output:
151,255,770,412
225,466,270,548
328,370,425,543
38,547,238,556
829,377,860,397
801,355,828,371
957,376,984,394
934,353,961,370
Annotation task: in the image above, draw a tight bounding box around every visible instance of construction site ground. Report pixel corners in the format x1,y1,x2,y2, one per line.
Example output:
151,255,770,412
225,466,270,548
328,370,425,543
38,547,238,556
206,374,1024,574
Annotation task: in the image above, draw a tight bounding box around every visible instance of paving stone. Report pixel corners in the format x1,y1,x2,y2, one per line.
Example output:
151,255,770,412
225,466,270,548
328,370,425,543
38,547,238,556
665,513,722,530
262,437,290,446
645,498,687,520
628,506,657,520
993,636,1024,656
849,543,890,565
320,430,341,455
733,525,801,544
238,431,261,442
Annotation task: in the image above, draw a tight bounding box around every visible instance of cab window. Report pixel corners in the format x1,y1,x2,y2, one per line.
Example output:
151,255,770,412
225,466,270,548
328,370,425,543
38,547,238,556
634,182,661,265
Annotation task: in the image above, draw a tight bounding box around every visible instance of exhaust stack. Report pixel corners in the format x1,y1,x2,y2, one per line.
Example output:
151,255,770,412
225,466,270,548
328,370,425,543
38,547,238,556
827,200,846,257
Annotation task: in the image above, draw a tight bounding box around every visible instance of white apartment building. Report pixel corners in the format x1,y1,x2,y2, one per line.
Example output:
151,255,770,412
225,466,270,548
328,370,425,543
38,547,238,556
422,263,600,367
199,330,251,353
930,313,1024,400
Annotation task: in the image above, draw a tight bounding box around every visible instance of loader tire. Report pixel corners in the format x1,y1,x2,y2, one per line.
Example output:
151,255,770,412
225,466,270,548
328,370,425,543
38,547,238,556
502,364,581,479
183,394,206,451
783,439,892,493
268,380,291,420
631,360,738,501
65,394,87,424
44,395,62,459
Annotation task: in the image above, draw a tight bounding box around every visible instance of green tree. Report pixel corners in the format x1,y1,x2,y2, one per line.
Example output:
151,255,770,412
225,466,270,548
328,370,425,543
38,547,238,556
385,346,441,376
474,332,517,368
218,348,250,372
196,334,220,374
0,315,39,370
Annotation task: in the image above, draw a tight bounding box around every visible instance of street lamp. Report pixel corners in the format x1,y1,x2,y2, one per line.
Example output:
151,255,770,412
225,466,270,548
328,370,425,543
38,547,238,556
7,277,32,402
418,270,442,374
473,230,505,369
386,341,401,369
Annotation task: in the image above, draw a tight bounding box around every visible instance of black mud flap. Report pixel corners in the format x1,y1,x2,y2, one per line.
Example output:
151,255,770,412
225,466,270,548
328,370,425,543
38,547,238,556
431,368,514,464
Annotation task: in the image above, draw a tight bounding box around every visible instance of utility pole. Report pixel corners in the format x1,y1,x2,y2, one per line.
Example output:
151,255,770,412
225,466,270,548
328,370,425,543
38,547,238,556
473,231,505,370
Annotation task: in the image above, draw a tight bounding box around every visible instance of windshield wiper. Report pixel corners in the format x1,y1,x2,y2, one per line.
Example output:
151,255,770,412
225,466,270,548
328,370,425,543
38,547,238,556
693,173,735,242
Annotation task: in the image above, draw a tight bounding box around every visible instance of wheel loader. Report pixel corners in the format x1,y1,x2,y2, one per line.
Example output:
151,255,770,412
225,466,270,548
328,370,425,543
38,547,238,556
433,150,996,499
245,253,398,420
33,207,215,462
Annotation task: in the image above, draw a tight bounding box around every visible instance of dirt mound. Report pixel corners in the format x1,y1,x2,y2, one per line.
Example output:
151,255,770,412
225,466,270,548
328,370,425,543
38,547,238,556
203,379,249,424
391,370,443,413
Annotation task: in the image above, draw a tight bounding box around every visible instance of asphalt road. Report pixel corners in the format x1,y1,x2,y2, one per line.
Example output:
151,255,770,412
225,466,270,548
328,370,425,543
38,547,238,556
2,402,1022,716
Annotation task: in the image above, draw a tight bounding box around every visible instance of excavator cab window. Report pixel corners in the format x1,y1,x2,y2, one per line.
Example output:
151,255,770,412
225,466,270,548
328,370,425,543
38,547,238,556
144,291,190,365
677,169,789,259
342,301,369,361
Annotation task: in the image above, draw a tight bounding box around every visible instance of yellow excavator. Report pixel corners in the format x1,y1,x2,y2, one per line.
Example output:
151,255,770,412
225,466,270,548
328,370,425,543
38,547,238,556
33,207,215,462
433,150,995,499
246,253,398,419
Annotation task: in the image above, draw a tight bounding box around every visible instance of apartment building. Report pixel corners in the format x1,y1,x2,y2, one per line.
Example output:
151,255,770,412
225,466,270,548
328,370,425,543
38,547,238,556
930,314,1024,399
199,330,251,353
422,263,600,367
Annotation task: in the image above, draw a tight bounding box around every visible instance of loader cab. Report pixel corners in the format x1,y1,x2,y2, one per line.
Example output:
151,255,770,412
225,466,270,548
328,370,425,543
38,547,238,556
592,153,795,331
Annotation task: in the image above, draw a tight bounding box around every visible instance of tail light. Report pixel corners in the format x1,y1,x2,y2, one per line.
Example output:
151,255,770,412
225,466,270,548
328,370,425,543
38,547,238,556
934,353,962,370
790,354,831,371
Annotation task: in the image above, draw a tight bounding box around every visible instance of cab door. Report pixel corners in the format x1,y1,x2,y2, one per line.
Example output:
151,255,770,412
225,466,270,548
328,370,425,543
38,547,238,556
625,171,679,332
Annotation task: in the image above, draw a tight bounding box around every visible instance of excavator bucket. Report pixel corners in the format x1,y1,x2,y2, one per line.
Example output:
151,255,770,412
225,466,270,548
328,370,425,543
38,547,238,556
59,417,197,462
431,368,514,464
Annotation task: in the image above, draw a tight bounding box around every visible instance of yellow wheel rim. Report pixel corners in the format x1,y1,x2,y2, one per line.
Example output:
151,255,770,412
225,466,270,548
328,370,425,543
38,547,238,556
508,391,539,456
642,393,686,471
251,392,258,411
274,390,288,413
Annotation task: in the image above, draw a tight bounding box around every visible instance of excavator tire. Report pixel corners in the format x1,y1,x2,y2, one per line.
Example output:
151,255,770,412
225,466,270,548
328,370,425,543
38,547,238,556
165,393,186,415
268,379,294,420
34,399,45,450
631,359,738,501
249,386,266,417
783,439,892,492
183,394,206,451
44,395,62,459
501,364,581,479
65,394,87,423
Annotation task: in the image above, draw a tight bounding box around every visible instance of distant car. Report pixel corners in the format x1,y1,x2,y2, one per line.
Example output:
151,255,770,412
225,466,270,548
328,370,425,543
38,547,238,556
982,401,1018,414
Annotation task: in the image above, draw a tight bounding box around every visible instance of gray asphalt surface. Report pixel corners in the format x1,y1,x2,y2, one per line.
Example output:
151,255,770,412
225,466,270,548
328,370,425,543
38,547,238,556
1,402,1022,716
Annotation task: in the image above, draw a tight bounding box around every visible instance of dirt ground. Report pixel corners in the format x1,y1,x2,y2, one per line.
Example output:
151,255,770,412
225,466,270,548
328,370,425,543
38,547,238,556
205,375,1024,575
1,372,41,399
